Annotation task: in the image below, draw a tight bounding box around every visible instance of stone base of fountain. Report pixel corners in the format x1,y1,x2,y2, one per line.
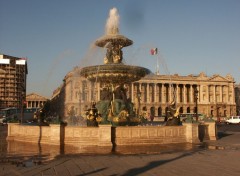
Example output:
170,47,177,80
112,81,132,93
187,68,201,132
7,122,217,154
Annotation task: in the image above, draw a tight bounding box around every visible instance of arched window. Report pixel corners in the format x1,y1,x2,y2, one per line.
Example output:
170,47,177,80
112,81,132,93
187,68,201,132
150,107,155,116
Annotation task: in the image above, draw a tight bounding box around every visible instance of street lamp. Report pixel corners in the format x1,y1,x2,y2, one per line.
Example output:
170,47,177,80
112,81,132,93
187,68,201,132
194,87,199,121
136,90,141,117
20,91,25,124
78,91,82,116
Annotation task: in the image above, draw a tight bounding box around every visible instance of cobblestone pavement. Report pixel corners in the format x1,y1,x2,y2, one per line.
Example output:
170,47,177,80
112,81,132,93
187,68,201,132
0,124,240,176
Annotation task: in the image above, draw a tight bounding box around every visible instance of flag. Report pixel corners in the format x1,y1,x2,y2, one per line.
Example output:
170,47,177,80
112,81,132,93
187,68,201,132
150,48,158,55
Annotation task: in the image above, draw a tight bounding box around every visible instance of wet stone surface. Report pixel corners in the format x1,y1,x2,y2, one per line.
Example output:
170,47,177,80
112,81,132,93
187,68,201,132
0,123,240,169
0,124,240,176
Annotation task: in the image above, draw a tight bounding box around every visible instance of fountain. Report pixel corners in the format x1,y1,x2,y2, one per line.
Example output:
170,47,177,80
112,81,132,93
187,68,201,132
80,8,150,126
6,8,216,155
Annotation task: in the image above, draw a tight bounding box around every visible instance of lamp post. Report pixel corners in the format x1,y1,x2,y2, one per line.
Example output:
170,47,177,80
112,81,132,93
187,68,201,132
194,87,199,121
136,90,141,117
20,91,25,124
78,91,82,116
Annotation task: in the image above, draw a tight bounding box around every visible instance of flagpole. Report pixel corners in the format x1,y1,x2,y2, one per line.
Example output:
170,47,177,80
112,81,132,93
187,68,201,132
150,48,159,75
156,54,159,75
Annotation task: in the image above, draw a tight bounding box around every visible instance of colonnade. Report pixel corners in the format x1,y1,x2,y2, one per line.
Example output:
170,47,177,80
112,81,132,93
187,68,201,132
129,82,234,105
77,80,235,117
27,100,46,108
130,83,197,104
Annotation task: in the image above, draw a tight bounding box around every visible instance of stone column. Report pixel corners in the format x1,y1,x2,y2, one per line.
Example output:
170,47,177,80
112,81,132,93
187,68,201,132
176,84,179,103
206,85,209,103
86,82,90,102
213,85,216,103
220,85,223,102
97,83,100,101
226,85,229,103
131,83,134,101
183,84,186,103
147,83,149,103
154,84,157,103
190,85,193,103
169,84,172,102
231,85,235,104
139,83,143,101
162,84,165,103
198,85,200,103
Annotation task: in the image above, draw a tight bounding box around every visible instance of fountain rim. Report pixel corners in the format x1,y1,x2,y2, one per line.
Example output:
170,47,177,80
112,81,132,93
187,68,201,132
95,34,133,47
79,64,151,84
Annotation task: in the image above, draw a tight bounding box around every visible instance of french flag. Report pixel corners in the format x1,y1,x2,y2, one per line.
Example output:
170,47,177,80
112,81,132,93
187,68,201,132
150,48,158,55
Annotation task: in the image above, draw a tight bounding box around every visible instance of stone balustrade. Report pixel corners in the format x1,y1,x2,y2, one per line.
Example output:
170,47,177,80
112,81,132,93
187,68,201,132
7,122,216,150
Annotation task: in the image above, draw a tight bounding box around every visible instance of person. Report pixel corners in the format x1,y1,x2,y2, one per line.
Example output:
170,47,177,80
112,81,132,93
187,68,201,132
150,115,154,122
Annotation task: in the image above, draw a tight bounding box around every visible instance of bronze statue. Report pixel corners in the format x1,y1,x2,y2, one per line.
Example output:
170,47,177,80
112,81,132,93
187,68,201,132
104,43,123,64
166,100,181,126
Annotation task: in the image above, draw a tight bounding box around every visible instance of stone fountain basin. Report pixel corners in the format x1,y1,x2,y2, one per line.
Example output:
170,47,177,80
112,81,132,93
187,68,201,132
79,64,151,84
95,34,133,47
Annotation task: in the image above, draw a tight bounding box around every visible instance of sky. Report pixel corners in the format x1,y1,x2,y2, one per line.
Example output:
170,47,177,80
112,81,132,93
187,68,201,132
0,0,239,98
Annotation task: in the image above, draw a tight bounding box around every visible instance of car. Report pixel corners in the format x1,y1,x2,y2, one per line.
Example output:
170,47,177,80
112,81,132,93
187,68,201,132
226,116,240,124
179,113,205,122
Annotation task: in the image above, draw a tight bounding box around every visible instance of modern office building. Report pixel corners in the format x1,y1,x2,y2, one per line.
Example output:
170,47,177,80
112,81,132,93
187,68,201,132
0,54,28,109
51,67,236,119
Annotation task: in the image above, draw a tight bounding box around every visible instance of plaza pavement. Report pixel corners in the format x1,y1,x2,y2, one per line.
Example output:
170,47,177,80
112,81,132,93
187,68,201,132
1,125,240,176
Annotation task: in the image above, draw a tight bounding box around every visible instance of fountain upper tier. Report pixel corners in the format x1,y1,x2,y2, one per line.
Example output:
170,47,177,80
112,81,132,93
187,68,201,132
80,33,150,85
80,7,150,86
95,34,133,48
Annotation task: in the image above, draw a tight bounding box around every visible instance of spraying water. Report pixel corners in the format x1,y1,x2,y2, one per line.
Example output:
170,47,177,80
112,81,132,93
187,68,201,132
105,7,120,35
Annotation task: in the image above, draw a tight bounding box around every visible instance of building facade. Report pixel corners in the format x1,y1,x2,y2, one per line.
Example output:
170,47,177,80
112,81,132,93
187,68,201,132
0,54,28,109
26,93,49,108
235,84,240,115
51,67,236,119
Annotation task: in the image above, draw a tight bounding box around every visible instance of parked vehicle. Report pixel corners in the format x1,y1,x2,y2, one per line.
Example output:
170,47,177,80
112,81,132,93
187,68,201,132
179,113,205,122
0,107,18,124
0,107,39,124
226,116,240,124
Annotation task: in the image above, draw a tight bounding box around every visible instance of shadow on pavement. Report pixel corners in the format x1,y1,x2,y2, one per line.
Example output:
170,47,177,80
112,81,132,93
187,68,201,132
120,150,201,176
217,131,233,139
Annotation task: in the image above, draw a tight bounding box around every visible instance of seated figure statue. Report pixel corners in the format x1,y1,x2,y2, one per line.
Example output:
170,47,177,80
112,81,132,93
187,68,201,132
96,87,112,122
112,85,127,116
166,100,181,126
